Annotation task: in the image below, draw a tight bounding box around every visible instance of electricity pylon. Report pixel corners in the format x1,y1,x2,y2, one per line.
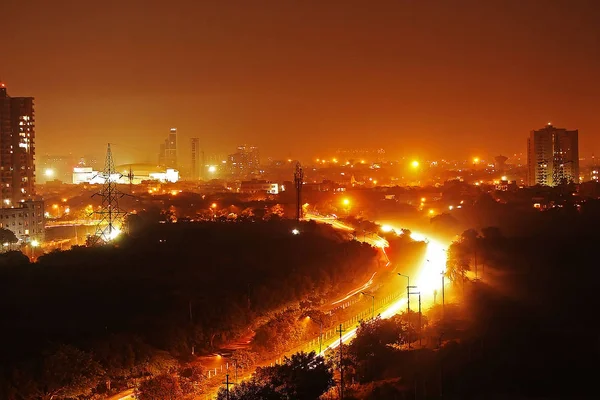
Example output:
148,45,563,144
89,144,128,245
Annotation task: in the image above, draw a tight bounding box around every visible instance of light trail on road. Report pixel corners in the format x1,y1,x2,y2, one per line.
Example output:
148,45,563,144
312,219,449,354
330,271,377,306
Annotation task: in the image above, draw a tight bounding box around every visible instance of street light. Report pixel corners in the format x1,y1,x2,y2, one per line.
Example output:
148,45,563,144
30,239,39,260
398,273,411,349
342,198,351,215
408,286,422,347
308,316,324,353
397,273,410,314
361,292,375,320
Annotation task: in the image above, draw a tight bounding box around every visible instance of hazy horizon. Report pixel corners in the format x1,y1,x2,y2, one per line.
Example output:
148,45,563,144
2,0,599,165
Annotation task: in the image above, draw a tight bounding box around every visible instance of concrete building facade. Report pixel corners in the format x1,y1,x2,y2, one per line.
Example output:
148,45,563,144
0,82,36,205
527,124,579,186
0,200,44,242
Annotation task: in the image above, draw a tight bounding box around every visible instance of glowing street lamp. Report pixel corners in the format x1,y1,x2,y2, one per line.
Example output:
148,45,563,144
208,165,217,173
29,239,39,260
411,160,420,169
292,229,300,235
397,273,411,349
44,168,54,178
307,316,324,353
342,198,351,216
361,292,375,320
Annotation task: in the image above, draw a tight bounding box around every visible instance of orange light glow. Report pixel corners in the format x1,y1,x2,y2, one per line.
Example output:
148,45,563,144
211,203,217,209
411,160,419,168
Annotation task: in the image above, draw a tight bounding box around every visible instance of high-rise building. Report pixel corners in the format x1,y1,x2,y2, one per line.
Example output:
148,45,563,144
0,82,36,205
158,127,177,167
190,137,203,180
227,145,260,178
527,123,579,186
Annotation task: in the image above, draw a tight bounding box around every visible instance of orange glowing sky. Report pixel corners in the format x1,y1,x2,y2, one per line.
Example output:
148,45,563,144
1,0,599,164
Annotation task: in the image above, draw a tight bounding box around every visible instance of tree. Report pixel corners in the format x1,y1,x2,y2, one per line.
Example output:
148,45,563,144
0,228,18,245
136,374,182,400
230,350,258,371
179,364,207,399
445,243,470,287
262,352,334,400
15,344,105,400
219,351,334,400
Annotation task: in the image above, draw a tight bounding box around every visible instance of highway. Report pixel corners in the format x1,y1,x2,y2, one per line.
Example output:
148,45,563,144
302,216,449,355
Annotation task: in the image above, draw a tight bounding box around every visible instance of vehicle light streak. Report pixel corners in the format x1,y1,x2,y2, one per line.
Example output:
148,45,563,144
315,219,449,354
331,272,377,305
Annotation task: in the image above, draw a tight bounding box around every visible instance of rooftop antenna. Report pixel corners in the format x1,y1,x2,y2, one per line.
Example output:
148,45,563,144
127,166,135,194
89,144,128,245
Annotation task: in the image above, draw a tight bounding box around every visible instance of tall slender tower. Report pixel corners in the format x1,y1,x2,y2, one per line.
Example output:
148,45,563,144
159,128,178,167
190,138,200,180
91,144,127,244
294,162,304,221
0,82,36,205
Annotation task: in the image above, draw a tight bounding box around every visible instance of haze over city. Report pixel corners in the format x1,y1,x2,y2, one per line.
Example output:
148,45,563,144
2,1,600,400
2,0,599,163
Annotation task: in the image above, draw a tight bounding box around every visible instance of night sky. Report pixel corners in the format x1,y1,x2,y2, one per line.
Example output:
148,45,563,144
2,0,599,164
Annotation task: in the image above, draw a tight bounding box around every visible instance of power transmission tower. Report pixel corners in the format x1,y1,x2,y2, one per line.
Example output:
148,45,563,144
89,144,128,245
294,162,304,221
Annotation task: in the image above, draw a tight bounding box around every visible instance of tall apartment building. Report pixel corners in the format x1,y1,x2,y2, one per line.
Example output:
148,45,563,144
0,82,36,205
527,124,579,186
158,127,177,167
227,145,260,178
190,137,203,180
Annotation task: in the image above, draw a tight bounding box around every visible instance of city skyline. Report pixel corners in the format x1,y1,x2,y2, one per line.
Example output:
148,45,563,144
1,1,599,163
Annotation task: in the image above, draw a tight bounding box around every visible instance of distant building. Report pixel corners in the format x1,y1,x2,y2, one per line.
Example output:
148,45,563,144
527,124,579,186
239,180,279,194
190,138,202,180
73,164,179,184
0,82,36,205
494,155,508,173
0,200,44,242
589,166,599,183
227,145,260,178
159,128,177,167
